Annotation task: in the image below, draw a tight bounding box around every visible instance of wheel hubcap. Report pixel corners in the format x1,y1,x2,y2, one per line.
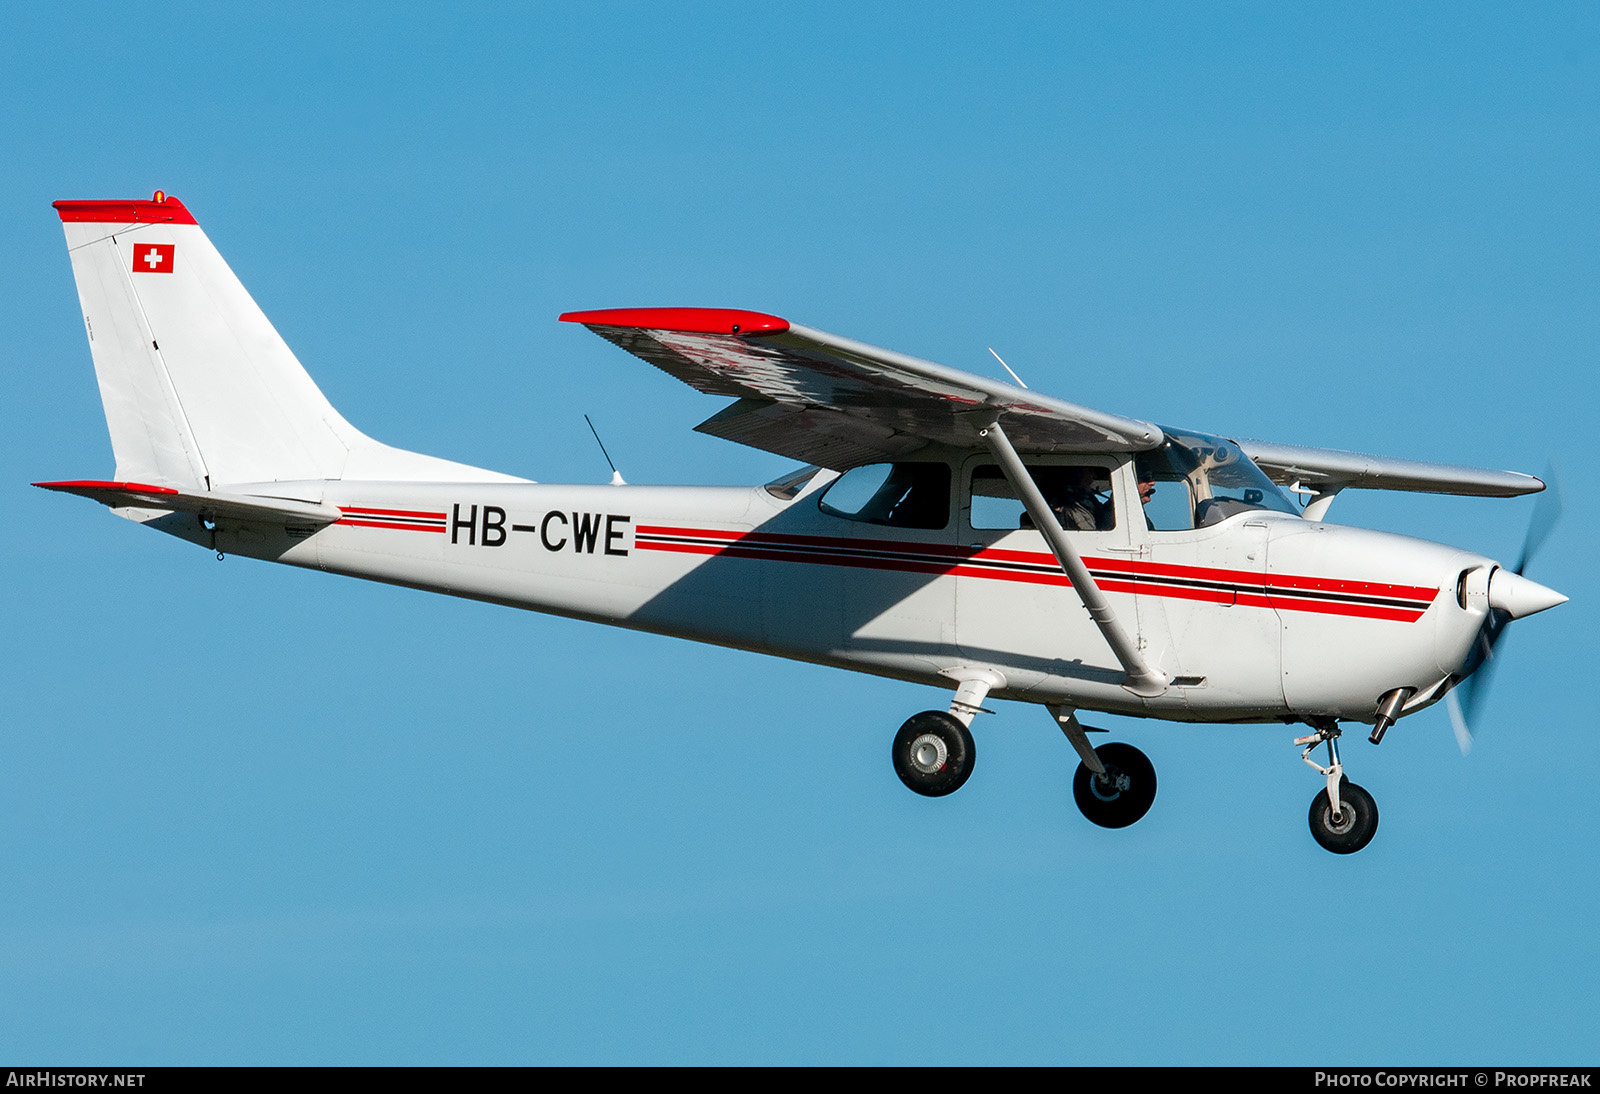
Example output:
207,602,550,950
909,733,948,774
1323,803,1356,835
1090,767,1129,802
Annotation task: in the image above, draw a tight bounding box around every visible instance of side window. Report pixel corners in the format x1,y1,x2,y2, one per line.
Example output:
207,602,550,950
1134,449,1196,531
1136,468,1195,531
969,465,1116,531
818,462,951,529
1135,431,1300,532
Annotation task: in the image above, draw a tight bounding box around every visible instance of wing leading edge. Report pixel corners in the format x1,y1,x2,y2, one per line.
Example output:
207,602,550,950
560,308,1163,468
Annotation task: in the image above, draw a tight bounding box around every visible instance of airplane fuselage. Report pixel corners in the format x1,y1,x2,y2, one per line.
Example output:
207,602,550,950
171,469,1491,728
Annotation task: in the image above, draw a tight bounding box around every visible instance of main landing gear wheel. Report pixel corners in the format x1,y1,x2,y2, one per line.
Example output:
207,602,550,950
892,710,975,797
1308,779,1379,854
1072,742,1156,829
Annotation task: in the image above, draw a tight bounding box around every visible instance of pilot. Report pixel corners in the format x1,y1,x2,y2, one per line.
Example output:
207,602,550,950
1137,469,1156,508
1136,467,1157,529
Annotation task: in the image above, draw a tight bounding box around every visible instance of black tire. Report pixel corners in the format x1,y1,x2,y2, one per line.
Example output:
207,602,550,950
1308,780,1379,854
1072,742,1157,828
892,711,975,797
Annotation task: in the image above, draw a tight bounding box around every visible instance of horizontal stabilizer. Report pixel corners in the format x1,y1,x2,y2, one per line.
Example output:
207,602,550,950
34,480,340,525
1236,439,1544,497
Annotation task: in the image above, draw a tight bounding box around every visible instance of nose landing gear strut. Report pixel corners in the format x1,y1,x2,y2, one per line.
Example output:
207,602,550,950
1295,722,1379,854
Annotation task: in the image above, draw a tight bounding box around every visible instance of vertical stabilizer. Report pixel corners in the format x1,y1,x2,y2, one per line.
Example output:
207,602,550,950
55,194,520,487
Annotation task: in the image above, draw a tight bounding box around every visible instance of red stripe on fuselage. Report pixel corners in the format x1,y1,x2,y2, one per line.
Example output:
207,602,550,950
340,506,447,519
336,518,447,533
634,525,1435,621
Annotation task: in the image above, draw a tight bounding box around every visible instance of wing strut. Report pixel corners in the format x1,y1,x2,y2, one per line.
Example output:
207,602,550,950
980,421,1169,698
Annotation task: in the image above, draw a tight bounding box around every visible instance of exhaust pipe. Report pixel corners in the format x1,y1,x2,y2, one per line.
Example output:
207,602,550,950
1368,687,1415,745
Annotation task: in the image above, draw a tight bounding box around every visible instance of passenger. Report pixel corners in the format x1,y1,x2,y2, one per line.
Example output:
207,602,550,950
1035,466,1110,531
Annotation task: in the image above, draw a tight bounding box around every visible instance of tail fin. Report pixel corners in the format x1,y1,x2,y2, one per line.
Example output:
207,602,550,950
54,193,520,488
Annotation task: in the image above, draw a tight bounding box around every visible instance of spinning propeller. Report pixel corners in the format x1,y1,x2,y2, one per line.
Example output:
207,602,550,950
1445,468,1565,753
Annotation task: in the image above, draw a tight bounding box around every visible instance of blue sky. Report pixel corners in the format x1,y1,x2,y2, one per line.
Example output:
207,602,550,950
3,1,1596,1064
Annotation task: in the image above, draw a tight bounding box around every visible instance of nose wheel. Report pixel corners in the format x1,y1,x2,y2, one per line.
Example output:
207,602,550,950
1308,780,1379,854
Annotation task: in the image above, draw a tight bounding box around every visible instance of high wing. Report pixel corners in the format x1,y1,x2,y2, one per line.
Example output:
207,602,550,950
559,308,1162,467
1236,439,1544,498
560,306,1542,497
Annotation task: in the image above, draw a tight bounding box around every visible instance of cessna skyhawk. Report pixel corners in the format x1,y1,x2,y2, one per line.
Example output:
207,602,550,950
40,193,1566,854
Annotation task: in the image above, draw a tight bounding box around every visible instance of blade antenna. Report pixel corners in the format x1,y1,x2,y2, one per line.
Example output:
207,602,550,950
988,347,1029,390
584,414,627,485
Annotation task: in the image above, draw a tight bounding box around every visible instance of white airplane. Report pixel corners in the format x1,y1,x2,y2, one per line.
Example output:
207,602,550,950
41,193,1567,854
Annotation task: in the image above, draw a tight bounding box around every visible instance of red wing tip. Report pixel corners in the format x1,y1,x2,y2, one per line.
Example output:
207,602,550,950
34,479,180,494
53,195,197,226
558,307,790,336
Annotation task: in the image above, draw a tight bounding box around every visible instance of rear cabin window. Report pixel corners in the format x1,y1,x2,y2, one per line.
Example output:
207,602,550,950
818,462,951,529
969,465,1116,531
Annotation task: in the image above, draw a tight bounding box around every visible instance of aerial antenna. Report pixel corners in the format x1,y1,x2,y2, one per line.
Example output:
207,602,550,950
988,347,1028,389
584,414,627,485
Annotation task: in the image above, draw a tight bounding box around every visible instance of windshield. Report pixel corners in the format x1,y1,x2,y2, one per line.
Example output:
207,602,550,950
1135,428,1299,530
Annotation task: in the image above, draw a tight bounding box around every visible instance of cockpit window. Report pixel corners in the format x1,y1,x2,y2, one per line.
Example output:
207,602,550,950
1136,429,1299,530
818,462,951,529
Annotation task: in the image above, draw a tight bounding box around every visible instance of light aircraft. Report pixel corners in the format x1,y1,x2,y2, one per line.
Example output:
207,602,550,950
41,193,1567,854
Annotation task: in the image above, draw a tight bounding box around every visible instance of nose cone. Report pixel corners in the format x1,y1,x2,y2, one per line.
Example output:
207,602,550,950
1487,569,1568,619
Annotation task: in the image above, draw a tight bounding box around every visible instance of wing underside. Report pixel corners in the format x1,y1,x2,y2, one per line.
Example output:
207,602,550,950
561,308,1163,467
1237,439,1543,497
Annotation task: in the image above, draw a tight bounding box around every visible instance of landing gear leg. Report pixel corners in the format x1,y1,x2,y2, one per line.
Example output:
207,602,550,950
1295,722,1379,854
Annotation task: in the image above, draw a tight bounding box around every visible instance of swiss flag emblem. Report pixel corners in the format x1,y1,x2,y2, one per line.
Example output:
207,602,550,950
132,243,174,274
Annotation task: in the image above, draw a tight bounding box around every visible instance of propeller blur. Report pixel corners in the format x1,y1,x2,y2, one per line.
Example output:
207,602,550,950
1446,468,1565,753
